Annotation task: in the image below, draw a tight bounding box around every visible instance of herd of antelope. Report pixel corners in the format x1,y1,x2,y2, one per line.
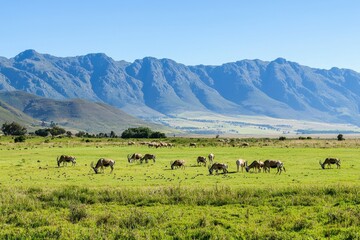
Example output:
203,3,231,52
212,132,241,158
56,150,341,175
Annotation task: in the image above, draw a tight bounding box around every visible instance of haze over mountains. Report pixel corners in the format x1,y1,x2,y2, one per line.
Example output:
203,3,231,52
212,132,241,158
1,49,360,133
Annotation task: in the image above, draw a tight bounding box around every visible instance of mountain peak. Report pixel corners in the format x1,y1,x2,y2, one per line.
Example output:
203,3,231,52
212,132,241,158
14,49,43,62
273,57,287,64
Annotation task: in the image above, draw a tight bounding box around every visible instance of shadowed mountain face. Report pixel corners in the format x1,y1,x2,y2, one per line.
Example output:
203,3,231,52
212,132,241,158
1,50,360,125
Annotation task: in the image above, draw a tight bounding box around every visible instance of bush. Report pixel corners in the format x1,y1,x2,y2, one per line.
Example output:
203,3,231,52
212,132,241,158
279,136,286,141
14,135,26,143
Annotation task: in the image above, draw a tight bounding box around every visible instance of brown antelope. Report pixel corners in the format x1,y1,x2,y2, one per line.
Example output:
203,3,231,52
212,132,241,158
209,163,228,175
127,153,142,163
140,154,156,163
57,155,76,167
236,159,247,172
263,160,286,174
245,160,262,173
320,158,341,169
197,156,207,166
208,153,215,164
91,158,115,174
171,160,186,170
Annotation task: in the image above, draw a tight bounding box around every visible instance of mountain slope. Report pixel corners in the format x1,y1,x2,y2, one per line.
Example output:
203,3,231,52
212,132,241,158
1,50,360,126
0,91,165,134
0,99,38,128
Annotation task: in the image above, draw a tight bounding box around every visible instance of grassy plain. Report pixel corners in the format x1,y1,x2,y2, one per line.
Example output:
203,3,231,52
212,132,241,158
1,136,360,239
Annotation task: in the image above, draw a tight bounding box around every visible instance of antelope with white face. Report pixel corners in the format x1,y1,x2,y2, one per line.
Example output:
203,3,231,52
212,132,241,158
91,158,115,174
140,154,156,163
127,153,142,163
236,159,247,172
263,160,286,174
197,156,207,166
208,153,215,165
57,155,76,167
171,160,186,170
320,158,341,169
209,163,228,175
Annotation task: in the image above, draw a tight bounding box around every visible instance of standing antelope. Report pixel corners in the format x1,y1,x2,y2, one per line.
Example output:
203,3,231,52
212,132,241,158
57,155,76,167
140,154,156,163
91,158,115,174
263,160,286,174
197,156,207,166
127,153,142,163
171,160,186,170
209,163,228,175
208,153,215,165
319,158,341,169
236,159,247,172
245,160,262,173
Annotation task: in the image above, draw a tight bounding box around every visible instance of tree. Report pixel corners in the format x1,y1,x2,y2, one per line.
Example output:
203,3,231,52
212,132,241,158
48,126,66,136
337,134,345,141
121,127,152,138
1,122,27,136
150,131,166,138
35,128,50,137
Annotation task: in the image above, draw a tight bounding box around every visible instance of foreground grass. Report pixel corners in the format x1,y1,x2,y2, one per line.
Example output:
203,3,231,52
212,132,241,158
1,185,360,239
1,136,360,239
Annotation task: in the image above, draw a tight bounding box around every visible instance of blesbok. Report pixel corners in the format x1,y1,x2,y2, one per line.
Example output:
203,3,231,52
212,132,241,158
236,159,247,172
91,158,115,174
263,160,286,174
189,143,197,147
319,158,341,169
245,160,262,173
127,153,142,163
171,160,186,170
209,163,228,175
57,155,76,167
140,154,156,163
197,156,207,166
208,153,215,164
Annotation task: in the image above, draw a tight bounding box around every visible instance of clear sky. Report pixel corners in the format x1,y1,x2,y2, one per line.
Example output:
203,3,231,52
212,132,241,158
1,0,360,71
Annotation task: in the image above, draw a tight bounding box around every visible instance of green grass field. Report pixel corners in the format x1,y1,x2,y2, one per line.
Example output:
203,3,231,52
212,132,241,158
1,136,360,239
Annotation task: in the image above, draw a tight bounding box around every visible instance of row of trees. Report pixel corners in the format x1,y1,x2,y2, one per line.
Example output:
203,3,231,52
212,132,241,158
1,122,167,141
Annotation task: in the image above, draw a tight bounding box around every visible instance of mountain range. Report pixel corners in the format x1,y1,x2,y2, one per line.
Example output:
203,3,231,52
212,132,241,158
0,49,360,130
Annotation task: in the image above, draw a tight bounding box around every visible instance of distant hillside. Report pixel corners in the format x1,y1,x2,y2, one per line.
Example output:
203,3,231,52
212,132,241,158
0,91,167,134
0,50,360,127
0,99,38,129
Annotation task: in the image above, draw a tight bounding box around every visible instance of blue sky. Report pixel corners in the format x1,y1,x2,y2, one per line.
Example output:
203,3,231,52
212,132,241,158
1,0,360,71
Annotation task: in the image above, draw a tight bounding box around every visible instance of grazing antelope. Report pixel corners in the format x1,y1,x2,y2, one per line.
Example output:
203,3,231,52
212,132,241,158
209,163,228,175
127,153,142,163
236,159,247,172
208,153,215,165
91,158,115,174
57,155,76,167
171,160,186,170
320,158,341,169
197,156,207,166
263,160,286,174
140,154,156,163
245,160,262,173
189,143,197,147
